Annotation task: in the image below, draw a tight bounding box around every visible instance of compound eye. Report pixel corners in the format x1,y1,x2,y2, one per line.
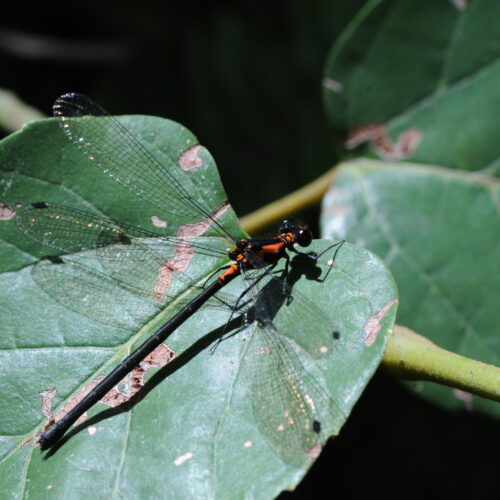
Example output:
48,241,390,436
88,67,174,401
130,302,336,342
279,219,294,234
296,228,312,247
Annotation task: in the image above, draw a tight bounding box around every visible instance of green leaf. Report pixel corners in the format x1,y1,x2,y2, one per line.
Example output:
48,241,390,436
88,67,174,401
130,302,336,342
323,0,500,174
0,117,396,498
0,115,243,272
321,158,500,416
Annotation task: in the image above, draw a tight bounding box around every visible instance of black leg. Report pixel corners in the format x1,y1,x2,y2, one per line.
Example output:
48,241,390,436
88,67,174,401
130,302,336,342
210,265,277,354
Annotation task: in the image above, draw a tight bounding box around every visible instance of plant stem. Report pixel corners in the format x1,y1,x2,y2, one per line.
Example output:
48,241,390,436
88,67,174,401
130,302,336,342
241,169,500,403
239,165,339,235
383,325,500,403
0,89,45,133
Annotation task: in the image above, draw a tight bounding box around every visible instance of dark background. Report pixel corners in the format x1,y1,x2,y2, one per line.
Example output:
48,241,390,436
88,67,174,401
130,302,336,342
1,1,495,498
0,0,361,219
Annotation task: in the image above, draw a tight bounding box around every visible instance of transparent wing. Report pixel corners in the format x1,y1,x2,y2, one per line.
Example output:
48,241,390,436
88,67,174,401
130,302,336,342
240,272,345,467
17,203,235,330
16,203,228,260
31,257,237,331
53,93,234,239
255,276,341,359
32,259,160,330
245,324,343,467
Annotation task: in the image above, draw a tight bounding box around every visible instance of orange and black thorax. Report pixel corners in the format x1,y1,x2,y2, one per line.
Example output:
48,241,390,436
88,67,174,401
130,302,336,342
229,232,296,269
217,235,289,284
218,220,312,285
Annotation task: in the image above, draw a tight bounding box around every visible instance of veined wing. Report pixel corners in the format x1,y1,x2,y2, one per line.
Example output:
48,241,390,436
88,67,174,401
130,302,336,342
30,256,238,331
32,258,162,330
17,203,234,328
240,273,345,467
53,93,236,240
253,275,341,359
16,203,229,260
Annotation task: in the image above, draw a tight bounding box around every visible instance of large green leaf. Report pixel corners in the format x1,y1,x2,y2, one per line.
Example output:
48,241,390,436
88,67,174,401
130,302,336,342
323,0,500,174
321,159,500,416
0,117,397,498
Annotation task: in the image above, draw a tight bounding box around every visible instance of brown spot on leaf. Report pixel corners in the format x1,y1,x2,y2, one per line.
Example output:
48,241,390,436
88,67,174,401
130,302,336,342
178,145,203,171
345,123,383,149
450,0,467,10
151,215,167,228
346,123,422,160
174,451,193,466
154,251,194,301
255,347,273,354
452,388,473,411
35,345,174,439
364,299,398,346
322,77,343,93
101,344,175,407
35,379,106,441
154,202,230,301
306,444,322,459
20,436,35,448
53,378,107,426
39,388,57,418
176,202,229,239
0,203,15,221
398,129,423,157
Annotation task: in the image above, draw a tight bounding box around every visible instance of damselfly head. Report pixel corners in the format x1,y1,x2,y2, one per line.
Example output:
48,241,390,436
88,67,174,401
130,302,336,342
279,219,312,247
295,227,312,247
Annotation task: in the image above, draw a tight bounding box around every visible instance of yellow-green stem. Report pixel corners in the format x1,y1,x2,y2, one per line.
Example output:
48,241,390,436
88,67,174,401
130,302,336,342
383,325,500,403
0,89,45,133
239,165,339,235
